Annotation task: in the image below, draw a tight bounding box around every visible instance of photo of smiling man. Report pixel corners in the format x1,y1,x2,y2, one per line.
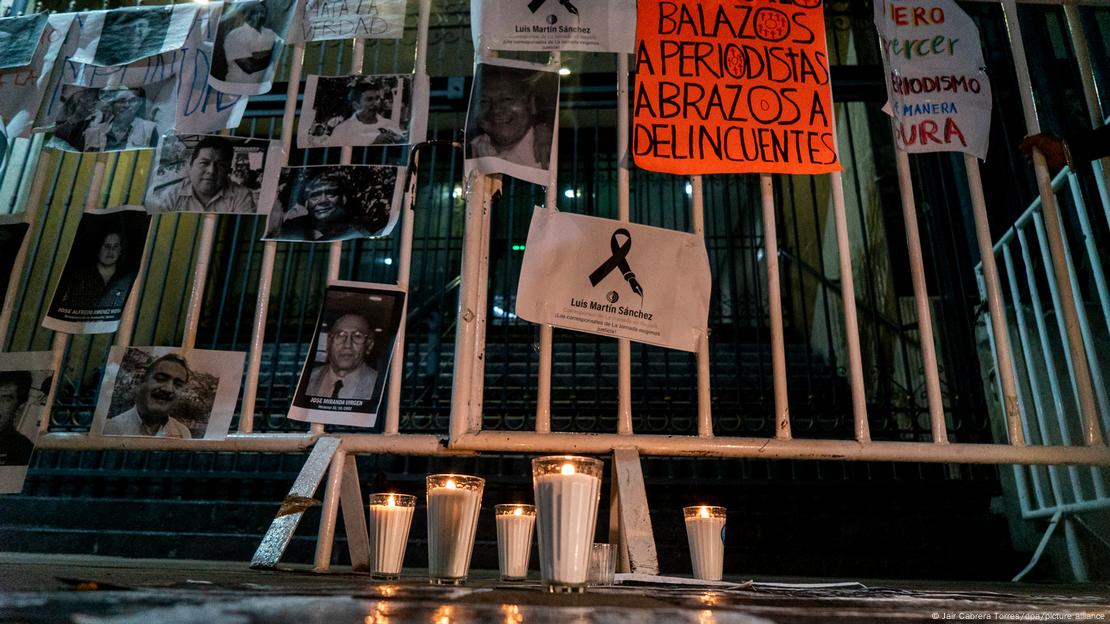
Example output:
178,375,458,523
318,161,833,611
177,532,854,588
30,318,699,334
144,134,281,214
92,346,245,440
262,164,403,243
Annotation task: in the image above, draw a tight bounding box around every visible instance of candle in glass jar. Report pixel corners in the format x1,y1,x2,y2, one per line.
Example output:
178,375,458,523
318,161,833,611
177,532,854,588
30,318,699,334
426,474,484,584
367,493,415,579
683,505,726,581
495,504,535,581
533,456,603,591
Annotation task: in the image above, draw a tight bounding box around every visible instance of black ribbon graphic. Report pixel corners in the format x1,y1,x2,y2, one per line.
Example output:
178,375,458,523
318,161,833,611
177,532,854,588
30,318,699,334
589,228,643,299
527,0,579,15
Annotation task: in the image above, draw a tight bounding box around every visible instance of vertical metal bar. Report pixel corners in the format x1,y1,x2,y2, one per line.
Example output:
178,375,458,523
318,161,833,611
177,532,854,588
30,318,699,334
829,169,870,442
241,44,306,433
181,214,218,349
382,0,433,435
965,154,1025,445
892,150,947,443
534,52,562,435
1062,2,1110,220
450,174,489,443
760,174,790,440
314,445,346,571
1014,227,1085,498
1001,0,1102,447
616,53,632,436
690,175,712,438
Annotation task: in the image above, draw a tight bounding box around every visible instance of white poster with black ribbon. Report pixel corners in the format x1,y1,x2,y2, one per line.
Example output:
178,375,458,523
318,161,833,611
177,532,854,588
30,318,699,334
515,207,711,352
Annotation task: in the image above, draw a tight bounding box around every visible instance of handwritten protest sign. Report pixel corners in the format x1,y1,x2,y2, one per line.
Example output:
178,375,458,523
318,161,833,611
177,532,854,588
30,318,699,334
288,0,405,43
874,0,991,159
633,0,839,175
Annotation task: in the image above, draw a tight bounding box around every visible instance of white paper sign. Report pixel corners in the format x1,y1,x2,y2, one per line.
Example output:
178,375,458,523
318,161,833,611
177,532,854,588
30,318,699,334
516,208,711,352
875,0,992,159
0,13,75,140
288,0,406,44
471,0,635,53
70,5,198,68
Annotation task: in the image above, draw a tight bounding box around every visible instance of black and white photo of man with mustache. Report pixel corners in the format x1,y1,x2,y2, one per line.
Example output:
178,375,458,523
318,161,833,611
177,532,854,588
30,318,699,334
102,354,192,438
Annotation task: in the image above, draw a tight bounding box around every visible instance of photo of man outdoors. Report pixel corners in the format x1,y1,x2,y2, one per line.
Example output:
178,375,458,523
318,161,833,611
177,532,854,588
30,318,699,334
49,78,175,153
465,60,558,182
300,75,410,148
102,354,193,438
264,165,400,243
83,88,159,152
146,136,257,213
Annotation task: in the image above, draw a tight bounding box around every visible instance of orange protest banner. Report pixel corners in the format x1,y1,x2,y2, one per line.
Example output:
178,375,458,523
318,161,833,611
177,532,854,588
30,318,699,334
633,0,841,175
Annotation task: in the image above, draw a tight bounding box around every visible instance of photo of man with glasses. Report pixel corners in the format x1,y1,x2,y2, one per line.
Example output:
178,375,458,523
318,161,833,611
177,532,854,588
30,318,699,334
290,283,405,429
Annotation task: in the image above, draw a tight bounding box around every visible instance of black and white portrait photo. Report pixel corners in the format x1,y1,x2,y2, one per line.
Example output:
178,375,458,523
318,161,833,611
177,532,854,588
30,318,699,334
0,351,53,494
262,164,403,243
0,13,48,70
208,0,296,97
48,76,177,153
92,346,245,440
289,283,405,429
42,208,150,335
465,57,559,186
71,5,196,68
143,133,282,214
298,74,412,148
0,220,29,306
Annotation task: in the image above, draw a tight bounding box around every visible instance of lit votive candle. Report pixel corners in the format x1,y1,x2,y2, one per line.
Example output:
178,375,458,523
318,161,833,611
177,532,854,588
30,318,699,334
683,505,726,581
495,504,536,581
532,455,604,593
367,493,416,579
425,474,484,584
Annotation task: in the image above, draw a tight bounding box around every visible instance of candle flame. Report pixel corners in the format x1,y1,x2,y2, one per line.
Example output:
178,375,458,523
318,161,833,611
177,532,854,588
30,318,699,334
561,463,575,476
699,506,710,518
387,494,396,507
445,479,457,489
513,506,523,516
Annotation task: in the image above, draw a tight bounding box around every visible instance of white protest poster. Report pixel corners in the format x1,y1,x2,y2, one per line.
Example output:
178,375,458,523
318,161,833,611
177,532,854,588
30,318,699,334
90,346,245,440
875,0,992,159
471,0,635,53
208,0,297,97
0,13,49,70
464,57,559,186
0,13,75,140
288,0,406,44
0,351,54,494
44,75,178,153
71,5,197,68
41,207,151,335
299,74,418,148
516,208,711,352
288,282,405,430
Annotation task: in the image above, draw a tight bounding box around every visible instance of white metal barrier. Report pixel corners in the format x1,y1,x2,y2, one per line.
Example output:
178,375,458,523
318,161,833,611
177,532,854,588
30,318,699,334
0,0,1107,572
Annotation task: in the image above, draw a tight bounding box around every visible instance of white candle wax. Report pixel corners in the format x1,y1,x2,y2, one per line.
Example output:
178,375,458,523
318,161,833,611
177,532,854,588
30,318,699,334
685,515,726,581
368,501,415,577
535,472,601,586
496,512,535,580
426,486,482,580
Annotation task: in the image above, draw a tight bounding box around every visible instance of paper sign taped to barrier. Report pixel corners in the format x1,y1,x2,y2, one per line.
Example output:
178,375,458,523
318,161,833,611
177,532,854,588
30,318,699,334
471,0,636,53
632,0,840,175
516,207,711,352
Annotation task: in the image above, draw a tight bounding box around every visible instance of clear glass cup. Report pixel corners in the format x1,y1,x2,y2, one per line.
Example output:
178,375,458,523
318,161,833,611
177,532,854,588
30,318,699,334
587,542,617,586
532,455,604,593
367,493,415,579
425,474,484,584
683,505,726,581
495,504,536,581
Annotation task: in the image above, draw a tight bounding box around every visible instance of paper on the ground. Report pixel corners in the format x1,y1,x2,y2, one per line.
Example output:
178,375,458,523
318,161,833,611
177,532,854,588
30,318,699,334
614,573,752,589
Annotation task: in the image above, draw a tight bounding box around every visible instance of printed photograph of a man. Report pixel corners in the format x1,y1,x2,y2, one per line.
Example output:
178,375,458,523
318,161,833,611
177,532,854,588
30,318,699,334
289,283,405,429
144,134,279,214
209,0,296,96
42,208,150,335
0,13,48,70
0,352,53,494
93,346,245,440
465,58,558,185
92,6,172,67
48,77,177,153
263,164,402,243
299,74,411,148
